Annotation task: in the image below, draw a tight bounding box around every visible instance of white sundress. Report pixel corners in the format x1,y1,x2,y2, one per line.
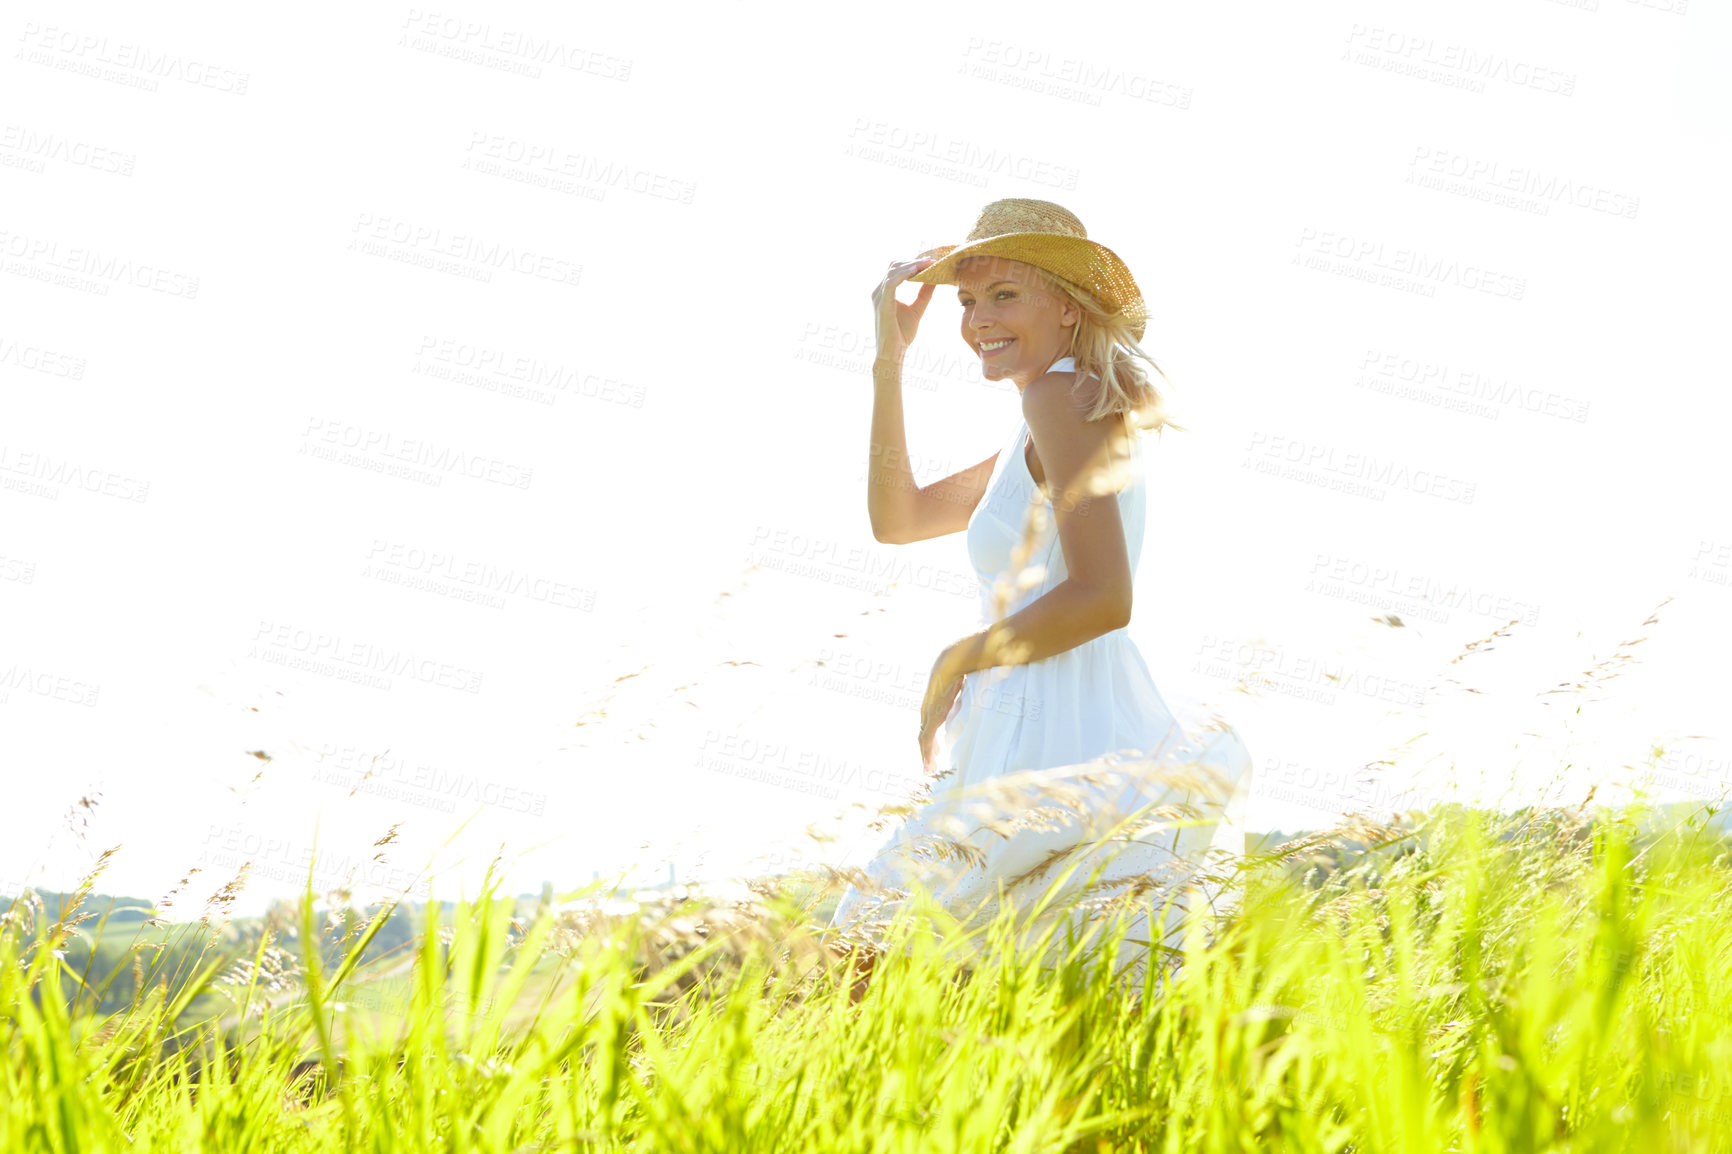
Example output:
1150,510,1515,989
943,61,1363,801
827,356,1255,987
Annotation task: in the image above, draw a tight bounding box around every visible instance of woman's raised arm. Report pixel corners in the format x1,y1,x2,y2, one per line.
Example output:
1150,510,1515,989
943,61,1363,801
866,257,997,544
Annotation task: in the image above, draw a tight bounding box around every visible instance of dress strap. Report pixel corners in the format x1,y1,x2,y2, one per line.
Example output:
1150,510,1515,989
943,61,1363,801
1047,355,1078,373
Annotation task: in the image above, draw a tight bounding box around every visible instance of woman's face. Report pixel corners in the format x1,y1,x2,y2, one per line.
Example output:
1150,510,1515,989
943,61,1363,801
955,255,1079,388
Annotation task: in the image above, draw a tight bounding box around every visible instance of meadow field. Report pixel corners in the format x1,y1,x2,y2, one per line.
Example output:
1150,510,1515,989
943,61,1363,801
6,781,1732,1152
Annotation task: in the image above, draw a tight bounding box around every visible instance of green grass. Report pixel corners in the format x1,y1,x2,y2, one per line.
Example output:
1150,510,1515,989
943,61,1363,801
6,797,1732,1152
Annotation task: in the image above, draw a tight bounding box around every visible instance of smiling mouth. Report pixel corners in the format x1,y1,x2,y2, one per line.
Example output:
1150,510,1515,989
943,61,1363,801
979,338,1014,357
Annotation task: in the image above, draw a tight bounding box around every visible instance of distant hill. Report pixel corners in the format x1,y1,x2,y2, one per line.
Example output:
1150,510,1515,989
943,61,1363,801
4,889,163,923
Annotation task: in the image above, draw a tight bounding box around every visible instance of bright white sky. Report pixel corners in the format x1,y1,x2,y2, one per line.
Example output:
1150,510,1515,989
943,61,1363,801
4,1,1729,917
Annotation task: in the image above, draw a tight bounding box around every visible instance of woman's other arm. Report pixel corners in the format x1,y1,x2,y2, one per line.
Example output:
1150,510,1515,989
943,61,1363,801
941,373,1132,674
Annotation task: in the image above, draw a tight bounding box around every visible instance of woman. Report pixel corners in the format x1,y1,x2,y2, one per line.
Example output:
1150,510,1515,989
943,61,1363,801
826,199,1253,1002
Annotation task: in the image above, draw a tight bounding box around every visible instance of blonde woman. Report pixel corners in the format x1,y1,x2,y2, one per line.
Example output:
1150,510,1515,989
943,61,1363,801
827,199,1253,1003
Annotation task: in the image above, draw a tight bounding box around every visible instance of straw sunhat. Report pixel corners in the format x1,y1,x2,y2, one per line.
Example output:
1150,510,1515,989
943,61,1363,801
908,199,1147,342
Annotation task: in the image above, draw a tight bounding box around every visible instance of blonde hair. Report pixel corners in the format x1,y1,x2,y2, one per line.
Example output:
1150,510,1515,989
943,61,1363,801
1024,264,1187,437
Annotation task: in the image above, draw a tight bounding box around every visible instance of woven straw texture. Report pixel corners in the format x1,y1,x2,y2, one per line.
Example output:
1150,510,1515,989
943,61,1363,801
909,199,1146,341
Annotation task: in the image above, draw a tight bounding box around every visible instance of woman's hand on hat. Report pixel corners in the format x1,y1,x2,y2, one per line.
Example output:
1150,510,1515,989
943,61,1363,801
871,258,936,363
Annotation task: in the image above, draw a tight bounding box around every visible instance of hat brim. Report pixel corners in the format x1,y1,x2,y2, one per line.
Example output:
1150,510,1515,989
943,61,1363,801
909,233,1146,341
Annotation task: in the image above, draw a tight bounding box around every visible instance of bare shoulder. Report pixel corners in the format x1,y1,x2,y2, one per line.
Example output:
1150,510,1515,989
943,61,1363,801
1019,370,1093,426
1021,369,1138,486
1021,370,1130,453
